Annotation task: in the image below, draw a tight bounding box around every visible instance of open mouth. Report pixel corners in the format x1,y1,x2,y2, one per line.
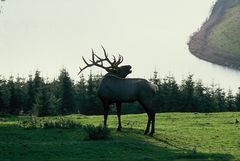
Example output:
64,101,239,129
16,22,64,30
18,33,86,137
129,66,132,74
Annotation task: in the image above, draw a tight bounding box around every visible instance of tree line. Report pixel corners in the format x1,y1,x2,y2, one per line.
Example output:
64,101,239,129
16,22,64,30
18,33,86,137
0,69,239,116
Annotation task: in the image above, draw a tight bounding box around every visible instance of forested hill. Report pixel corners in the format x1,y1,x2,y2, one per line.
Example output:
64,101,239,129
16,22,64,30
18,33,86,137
188,0,240,70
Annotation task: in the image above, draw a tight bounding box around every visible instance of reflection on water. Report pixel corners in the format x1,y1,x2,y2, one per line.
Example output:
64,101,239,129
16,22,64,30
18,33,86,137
0,0,239,92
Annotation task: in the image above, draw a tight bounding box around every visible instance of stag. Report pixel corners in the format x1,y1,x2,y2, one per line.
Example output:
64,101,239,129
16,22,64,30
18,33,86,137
78,47,158,135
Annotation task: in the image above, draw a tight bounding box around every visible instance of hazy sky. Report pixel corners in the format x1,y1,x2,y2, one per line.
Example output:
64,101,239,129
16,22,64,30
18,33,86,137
2,0,239,91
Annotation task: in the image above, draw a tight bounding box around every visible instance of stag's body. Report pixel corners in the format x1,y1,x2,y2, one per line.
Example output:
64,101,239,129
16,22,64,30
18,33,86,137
98,75,157,103
79,47,158,135
98,74,158,135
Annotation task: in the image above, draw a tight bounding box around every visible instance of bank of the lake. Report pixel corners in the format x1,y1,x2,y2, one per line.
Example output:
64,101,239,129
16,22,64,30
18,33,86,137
188,0,240,70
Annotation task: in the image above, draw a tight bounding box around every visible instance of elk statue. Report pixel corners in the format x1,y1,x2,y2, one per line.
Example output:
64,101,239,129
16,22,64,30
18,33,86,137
78,47,158,136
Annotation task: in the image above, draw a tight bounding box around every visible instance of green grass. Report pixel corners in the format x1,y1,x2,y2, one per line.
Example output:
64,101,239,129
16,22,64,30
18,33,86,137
0,113,240,161
208,2,240,55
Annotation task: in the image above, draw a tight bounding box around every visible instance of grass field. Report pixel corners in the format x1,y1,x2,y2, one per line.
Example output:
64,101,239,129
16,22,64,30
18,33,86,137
0,112,240,161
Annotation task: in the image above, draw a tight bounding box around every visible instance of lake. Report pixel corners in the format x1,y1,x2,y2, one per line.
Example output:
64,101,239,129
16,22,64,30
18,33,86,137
0,0,239,92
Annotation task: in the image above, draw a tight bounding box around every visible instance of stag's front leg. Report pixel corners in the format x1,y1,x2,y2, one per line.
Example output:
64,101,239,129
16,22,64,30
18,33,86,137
103,103,110,127
144,114,151,135
149,112,155,136
116,103,122,131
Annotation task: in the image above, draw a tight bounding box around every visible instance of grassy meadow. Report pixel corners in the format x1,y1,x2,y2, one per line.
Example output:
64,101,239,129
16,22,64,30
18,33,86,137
208,4,240,55
0,112,240,161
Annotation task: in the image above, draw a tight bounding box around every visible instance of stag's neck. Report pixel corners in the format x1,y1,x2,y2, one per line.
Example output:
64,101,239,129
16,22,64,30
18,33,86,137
104,73,126,79
104,73,149,82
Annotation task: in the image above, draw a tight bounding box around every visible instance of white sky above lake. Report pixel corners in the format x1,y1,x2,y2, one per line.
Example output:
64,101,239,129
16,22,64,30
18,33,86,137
2,0,239,92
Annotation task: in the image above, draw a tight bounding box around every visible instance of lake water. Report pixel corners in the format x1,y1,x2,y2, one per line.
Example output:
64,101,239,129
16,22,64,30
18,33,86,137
0,0,239,92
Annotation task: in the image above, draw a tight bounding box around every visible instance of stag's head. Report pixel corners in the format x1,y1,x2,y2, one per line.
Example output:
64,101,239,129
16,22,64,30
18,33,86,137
78,46,132,78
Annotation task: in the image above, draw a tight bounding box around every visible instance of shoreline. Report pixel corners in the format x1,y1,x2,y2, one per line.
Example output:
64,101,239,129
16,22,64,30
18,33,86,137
188,0,240,70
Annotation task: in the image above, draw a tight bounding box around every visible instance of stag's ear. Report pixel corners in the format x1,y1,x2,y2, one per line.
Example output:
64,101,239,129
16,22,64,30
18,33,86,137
114,67,120,74
106,68,116,73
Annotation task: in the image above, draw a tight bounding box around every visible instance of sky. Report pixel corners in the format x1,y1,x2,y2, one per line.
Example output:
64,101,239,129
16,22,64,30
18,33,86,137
2,0,239,90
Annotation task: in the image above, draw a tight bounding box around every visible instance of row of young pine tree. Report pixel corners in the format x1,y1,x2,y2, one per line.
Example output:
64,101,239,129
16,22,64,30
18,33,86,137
0,69,240,116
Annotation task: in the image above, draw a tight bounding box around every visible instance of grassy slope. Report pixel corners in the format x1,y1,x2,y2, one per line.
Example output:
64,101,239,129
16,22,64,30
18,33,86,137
208,1,240,55
0,113,240,161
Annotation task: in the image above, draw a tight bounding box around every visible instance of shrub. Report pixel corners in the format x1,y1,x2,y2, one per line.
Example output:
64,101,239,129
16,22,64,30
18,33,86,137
18,117,39,129
18,117,82,129
84,124,110,140
43,117,82,129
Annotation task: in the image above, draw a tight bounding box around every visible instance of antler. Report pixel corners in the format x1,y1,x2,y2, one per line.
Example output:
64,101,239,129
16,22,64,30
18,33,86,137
101,46,123,68
78,46,124,75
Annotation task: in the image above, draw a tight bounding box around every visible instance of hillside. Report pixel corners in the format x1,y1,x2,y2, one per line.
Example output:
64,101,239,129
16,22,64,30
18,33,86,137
0,113,240,161
188,0,240,70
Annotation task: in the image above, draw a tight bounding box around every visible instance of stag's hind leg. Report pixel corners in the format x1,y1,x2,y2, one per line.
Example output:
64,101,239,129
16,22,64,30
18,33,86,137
116,103,122,131
139,100,153,135
144,113,151,135
145,111,155,136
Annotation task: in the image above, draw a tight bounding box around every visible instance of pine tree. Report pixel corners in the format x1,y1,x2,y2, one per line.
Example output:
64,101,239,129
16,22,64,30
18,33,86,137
48,78,62,115
235,87,240,111
33,83,61,116
0,77,7,113
31,70,44,113
58,68,75,114
33,86,49,116
26,74,35,113
180,75,195,112
194,81,206,112
194,82,217,112
92,73,103,113
213,87,227,112
17,76,27,114
149,70,161,86
159,76,180,112
166,76,180,112
75,74,87,113
8,76,22,114
84,71,102,114
226,90,236,111
33,70,43,96
85,71,95,114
